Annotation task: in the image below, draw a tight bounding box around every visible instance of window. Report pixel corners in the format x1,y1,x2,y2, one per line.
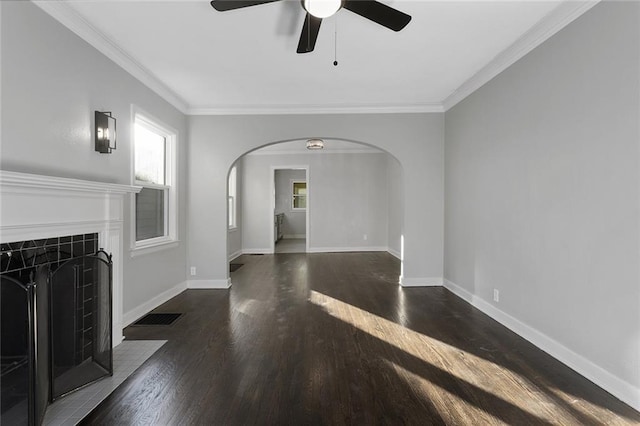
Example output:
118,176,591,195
228,166,237,229
292,181,307,210
133,112,177,252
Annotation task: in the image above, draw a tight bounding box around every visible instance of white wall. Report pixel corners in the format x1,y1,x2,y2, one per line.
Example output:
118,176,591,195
444,1,640,409
188,113,444,287
387,155,403,259
275,169,306,238
1,2,188,318
242,152,390,252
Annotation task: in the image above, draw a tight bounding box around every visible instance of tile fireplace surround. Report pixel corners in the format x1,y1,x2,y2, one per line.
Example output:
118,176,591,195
0,170,141,346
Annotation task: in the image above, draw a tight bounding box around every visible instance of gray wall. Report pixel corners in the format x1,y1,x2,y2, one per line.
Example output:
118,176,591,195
242,152,391,251
445,1,639,402
1,2,188,316
275,169,306,238
188,114,444,285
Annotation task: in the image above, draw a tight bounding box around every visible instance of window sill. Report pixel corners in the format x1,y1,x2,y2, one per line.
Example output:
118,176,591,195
130,239,179,258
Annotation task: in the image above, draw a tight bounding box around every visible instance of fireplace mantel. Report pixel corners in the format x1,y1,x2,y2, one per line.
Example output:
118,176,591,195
0,170,141,346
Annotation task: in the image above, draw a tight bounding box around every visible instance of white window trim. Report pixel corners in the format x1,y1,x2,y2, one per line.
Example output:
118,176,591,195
228,166,237,230
291,180,307,211
130,106,179,257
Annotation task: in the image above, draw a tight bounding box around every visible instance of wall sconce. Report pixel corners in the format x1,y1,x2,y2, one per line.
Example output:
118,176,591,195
95,111,117,153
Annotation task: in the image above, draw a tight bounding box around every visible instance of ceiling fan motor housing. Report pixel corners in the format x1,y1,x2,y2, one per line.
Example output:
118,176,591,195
302,0,344,19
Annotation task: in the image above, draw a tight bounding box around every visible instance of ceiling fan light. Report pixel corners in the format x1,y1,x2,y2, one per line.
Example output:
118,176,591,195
303,0,342,18
306,139,324,150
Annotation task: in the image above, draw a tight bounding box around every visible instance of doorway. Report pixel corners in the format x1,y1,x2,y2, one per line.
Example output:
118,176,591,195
272,167,308,253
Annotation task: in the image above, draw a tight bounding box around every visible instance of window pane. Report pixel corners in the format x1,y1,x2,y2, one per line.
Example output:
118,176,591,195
136,188,165,241
135,124,166,184
293,195,306,209
228,196,234,228
228,167,236,229
293,182,306,195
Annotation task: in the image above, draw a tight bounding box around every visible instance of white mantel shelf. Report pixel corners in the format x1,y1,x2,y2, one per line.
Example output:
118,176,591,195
0,170,141,194
0,170,142,347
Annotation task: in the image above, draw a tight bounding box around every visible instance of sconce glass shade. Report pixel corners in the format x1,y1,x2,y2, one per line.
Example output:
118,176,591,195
95,111,117,154
306,138,324,150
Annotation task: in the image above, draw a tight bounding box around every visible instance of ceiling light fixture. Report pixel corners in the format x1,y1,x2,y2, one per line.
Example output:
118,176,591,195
306,139,325,150
303,0,343,19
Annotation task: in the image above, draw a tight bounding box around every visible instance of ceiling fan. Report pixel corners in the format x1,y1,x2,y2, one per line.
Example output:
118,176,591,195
210,0,411,54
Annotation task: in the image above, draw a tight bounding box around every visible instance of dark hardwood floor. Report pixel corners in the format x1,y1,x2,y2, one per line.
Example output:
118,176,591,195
82,252,640,425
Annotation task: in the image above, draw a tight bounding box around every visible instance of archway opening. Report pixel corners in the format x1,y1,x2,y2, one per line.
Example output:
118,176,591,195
226,138,405,282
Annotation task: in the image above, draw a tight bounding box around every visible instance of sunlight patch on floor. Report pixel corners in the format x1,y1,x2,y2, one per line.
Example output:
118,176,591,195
308,289,587,424
385,359,499,425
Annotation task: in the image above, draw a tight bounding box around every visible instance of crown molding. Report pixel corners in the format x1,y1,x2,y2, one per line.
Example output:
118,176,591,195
31,0,599,117
30,0,441,117
32,0,189,114
443,0,601,111
187,102,444,116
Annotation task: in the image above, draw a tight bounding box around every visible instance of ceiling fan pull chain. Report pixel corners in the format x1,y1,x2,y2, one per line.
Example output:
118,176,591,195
333,15,338,66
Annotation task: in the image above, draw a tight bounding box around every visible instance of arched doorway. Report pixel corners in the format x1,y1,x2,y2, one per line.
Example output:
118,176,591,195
226,138,405,281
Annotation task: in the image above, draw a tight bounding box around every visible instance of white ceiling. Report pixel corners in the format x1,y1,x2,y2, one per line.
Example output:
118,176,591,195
37,0,598,114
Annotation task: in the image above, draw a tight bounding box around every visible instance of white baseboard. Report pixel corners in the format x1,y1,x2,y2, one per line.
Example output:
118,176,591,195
122,281,188,327
187,278,232,289
242,248,272,255
282,234,305,239
400,276,443,287
307,246,388,253
228,250,242,262
443,279,640,411
387,248,401,260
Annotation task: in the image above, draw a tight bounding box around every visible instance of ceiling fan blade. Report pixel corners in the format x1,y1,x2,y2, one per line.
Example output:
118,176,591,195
296,13,322,54
210,0,282,12
343,0,411,31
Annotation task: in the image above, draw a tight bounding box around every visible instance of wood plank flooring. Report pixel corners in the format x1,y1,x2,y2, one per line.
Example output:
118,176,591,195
81,252,640,425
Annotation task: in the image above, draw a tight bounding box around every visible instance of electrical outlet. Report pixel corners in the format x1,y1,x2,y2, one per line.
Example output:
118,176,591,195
363,234,368,241
493,289,500,302
190,266,197,276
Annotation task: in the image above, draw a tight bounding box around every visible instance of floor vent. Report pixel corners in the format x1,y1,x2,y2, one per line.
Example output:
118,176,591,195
132,313,182,326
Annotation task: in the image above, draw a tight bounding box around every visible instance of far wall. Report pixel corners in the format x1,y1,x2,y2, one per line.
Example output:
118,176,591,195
275,169,306,238
242,152,396,253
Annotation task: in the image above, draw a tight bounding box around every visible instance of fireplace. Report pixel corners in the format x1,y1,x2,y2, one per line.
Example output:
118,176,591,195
1,235,113,425
0,170,141,425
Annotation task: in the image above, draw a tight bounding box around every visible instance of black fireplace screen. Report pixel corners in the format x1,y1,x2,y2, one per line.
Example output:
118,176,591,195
0,268,49,426
50,251,113,400
1,235,112,425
